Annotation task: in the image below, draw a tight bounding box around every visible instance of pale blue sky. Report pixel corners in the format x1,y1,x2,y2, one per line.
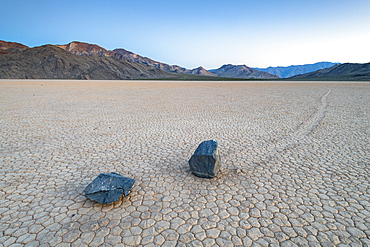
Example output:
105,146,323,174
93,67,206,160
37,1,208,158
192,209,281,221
1,0,369,68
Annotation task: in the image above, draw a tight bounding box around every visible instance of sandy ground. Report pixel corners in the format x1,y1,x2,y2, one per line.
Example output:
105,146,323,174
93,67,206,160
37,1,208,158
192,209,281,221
0,80,369,246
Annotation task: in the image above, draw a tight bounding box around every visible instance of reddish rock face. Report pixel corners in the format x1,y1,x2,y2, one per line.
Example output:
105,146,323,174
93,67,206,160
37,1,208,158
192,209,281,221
56,41,114,57
0,50,12,55
0,40,29,54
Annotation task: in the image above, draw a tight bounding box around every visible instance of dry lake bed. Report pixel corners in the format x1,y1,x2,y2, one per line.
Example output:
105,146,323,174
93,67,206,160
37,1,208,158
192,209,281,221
0,80,369,246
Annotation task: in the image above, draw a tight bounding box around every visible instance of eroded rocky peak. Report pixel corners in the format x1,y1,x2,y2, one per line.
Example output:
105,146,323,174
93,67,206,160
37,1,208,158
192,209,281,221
56,41,113,57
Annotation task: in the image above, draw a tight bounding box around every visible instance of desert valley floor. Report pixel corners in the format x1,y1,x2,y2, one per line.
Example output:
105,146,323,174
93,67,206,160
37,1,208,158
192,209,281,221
0,80,369,246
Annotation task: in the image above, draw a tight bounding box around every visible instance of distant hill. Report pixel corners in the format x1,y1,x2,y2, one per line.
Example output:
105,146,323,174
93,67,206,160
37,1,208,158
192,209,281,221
0,45,171,80
210,64,278,79
254,62,339,78
289,63,370,81
189,66,216,76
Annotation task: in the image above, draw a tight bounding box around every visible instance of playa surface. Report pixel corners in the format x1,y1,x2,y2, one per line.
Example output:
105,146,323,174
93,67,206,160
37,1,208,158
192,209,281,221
1,80,369,246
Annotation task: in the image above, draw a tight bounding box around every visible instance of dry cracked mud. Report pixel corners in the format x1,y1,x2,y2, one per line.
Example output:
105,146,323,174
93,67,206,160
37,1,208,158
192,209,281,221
0,80,369,246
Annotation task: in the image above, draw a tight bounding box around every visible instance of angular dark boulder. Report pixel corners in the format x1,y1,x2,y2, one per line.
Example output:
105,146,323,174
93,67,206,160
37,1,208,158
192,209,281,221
84,172,135,204
188,140,221,178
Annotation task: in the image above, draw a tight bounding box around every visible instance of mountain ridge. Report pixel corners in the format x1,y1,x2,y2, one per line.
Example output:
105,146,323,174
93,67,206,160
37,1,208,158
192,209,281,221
0,40,276,79
254,62,339,78
56,41,200,74
59,42,218,76
0,40,29,54
0,45,172,80
1,40,369,81
211,64,278,79
289,63,370,81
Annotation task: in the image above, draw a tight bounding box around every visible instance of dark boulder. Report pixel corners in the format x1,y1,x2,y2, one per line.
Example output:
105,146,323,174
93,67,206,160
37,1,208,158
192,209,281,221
84,172,135,204
188,140,221,178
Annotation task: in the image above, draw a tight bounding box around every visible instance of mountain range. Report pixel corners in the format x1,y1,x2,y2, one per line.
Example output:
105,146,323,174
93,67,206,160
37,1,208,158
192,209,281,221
0,45,171,80
290,63,370,81
56,41,191,74
55,41,276,78
254,62,339,78
0,40,369,80
0,40,277,80
210,64,278,79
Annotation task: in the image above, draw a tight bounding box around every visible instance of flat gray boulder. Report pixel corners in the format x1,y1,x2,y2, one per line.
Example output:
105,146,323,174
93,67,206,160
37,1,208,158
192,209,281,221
188,140,221,178
84,172,135,204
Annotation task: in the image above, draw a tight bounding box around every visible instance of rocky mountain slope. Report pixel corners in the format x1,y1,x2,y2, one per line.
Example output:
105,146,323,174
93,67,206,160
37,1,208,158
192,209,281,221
0,40,29,54
0,45,171,80
112,48,190,73
254,62,339,78
56,41,198,74
289,63,370,81
211,64,278,79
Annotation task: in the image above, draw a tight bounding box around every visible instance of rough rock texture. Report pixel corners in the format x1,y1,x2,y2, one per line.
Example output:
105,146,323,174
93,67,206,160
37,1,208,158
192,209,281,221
211,64,279,79
189,140,221,178
84,173,135,204
0,45,172,79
